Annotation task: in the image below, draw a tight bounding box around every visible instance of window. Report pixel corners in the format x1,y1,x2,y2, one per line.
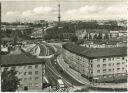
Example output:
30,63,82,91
103,69,106,72
122,68,124,70
91,64,93,68
122,62,125,64
97,64,100,68
108,63,111,66
29,77,32,80
29,83,32,86
35,77,39,80
19,72,22,75
35,65,38,69
117,68,120,70
122,57,124,60
103,58,106,62
20,78,22,81
97,59,100,61
103,64,106,67
24,72,26,75
90,60,93,63
24,66,26,69
35,71,38,75
108,58,111,61
109,69,111,71
117,63,120,66
103,75,106,78
97,70,100,73
117,57,120,59
28,66,32,69
28,72,32,75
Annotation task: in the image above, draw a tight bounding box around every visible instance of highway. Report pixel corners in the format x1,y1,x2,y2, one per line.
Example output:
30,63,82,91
37,42,91,92
38,44,48,56
39,43,73,91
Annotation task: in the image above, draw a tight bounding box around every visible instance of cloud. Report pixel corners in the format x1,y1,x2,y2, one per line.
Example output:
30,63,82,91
33,6,53,15
6,11,20,16
63,5,127,20
22,10,34,17
3,6,56,22
22,6,55,17
3,5,127,22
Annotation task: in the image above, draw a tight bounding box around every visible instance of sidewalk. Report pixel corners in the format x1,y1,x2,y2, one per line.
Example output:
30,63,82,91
57,55,90,86
93,82,128,89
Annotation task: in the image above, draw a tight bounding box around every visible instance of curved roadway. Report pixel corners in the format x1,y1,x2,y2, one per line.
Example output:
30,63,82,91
38,44,48,56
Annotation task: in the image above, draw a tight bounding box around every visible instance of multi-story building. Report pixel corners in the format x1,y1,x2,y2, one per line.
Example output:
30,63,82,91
76,29,110,40
1,48,46,91
62,43,127,82
30,28,46,39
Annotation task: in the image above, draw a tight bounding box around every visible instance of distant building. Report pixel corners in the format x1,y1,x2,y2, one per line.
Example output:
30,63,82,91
1,25,31,31
76,29,87,39
30,28,46,39
117,20,127,27
110,30,119,38
76,29,110,40
1,45,8,52
62,43,127,82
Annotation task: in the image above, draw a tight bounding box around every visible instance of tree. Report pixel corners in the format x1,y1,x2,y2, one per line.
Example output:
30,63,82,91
89,34,92,40
69,35,78,42
104,33,109,40
97,33,102,40
1,67,20,92
93,34,98,40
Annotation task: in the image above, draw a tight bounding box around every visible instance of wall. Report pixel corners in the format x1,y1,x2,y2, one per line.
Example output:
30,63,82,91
2,64,43,91
92,56,127,82
62,49,90,77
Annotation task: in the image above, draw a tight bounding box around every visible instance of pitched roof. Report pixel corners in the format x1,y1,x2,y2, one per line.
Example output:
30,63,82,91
63,43,127,59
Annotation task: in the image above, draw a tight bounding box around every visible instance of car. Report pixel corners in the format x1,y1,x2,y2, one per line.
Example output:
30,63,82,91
42,82,52,89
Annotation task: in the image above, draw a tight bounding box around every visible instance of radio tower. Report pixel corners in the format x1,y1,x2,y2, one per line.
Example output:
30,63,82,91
58,4,61,24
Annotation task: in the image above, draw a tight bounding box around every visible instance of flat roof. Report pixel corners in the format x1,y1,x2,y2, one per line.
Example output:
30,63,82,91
63,43,127,59
1,48,45,67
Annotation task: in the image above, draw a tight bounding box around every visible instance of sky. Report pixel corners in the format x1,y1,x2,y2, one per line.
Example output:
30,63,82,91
1,0,128,22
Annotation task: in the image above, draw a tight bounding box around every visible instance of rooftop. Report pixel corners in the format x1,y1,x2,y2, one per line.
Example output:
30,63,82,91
86,29,109,33
63,43,127,59
1,48,45,67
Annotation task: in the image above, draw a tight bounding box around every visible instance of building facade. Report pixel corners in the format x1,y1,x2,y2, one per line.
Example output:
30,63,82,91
1,64,45,91
62,43,127,82
92,56,127,82
1,48,46,91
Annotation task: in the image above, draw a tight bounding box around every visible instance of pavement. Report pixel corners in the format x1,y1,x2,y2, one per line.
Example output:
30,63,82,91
57,55,90,86
93,82,128,89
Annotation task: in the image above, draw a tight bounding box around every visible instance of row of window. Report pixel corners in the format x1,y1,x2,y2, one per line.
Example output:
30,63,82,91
96,57,125,62
20,77,39,81
97,62,126,67
96,73,127,78
28,65,39,69
97,68,126,73
66,51,86,61
18,71,39,75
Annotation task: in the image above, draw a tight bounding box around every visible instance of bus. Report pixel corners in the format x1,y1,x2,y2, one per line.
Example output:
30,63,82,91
57,79,65,91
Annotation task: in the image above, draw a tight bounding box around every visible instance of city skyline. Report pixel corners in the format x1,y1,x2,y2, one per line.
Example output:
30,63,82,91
1,0,127,22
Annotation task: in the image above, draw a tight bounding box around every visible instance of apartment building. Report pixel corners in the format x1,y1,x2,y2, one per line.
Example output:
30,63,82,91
62,43,127,82
1,49,46,91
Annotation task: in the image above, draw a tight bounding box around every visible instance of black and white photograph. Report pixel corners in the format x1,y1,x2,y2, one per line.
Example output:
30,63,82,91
0,0,127,92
